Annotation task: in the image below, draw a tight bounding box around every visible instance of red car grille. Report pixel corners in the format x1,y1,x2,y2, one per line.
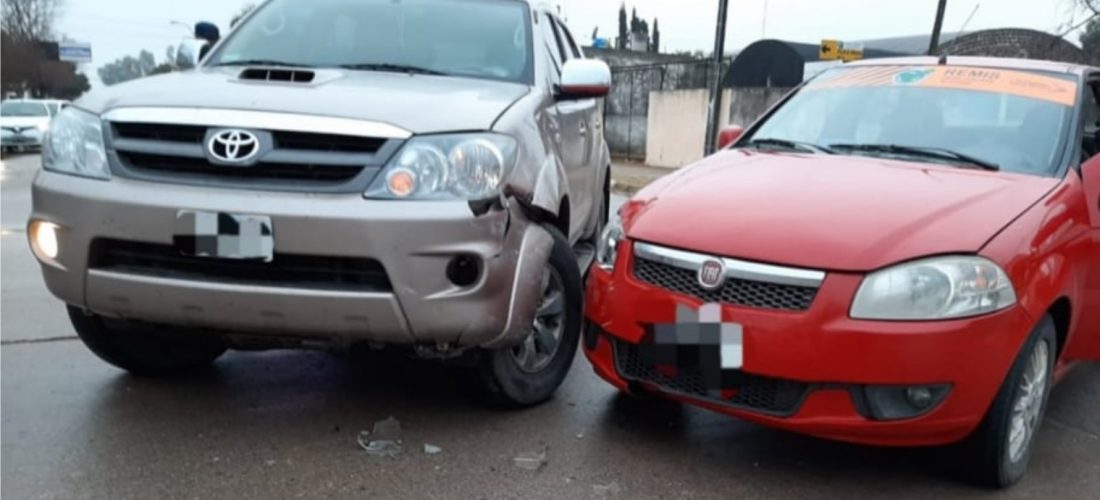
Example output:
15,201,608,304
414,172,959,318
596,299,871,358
632,257,819,311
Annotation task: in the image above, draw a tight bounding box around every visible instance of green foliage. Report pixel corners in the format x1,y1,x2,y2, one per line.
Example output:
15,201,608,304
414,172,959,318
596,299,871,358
651,18,660,53
97,50,160,86
1082,16,1100,61
617,3,627,50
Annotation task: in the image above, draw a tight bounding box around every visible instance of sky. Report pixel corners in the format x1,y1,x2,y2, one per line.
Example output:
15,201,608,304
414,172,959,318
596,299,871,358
56,0,1093,87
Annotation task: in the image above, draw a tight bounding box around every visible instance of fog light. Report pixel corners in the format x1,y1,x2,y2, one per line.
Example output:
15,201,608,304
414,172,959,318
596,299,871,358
30,220,60,260
446,255,481,287
859,384,951,421
906,387,935,409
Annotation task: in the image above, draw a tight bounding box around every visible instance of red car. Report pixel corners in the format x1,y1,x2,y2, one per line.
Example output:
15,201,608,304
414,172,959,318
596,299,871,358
583,57,1100,488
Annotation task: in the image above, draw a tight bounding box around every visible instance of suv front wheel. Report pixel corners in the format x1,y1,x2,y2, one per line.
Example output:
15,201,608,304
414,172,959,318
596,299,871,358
472,225,582,407
68,306,228,376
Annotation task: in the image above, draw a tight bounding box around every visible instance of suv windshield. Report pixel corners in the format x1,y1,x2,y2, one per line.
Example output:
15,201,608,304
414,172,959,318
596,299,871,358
747,66,1079,176
209,0,533,84
1,101,49,117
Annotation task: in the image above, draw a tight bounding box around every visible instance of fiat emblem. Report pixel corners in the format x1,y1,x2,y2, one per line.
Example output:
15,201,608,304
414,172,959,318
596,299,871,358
698,258,726,291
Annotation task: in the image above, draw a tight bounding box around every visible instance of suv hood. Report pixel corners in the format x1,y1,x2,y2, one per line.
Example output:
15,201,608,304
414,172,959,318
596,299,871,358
627,150,1059,272
76,67,531,134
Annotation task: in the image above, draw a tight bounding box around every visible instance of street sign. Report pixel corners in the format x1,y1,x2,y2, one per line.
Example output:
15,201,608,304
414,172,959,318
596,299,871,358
820,39,863,62
58,42,92,63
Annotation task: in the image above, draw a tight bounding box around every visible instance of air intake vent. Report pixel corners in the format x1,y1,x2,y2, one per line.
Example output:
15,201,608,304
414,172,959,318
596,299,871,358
239,68,315,83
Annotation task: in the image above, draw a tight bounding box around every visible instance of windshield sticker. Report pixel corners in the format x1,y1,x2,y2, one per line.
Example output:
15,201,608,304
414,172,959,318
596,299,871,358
808,66,1078,106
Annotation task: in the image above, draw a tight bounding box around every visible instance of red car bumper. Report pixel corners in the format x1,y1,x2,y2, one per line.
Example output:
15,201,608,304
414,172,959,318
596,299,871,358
582,241,1037,447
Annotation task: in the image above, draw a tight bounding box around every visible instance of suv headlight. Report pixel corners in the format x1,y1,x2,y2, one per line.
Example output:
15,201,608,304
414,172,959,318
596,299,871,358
595,211,624,270
851,256,1017,320
43,108,109,180
365,133,517,200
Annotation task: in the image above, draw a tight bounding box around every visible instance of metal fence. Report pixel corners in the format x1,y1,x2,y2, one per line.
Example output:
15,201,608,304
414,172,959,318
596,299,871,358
604,59,725,160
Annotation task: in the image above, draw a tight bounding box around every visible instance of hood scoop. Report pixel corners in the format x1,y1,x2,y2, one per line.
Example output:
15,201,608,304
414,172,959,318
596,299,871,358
238,67,316,83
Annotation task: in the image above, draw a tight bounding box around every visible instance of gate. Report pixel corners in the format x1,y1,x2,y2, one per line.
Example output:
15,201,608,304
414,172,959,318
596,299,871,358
604,59,723,160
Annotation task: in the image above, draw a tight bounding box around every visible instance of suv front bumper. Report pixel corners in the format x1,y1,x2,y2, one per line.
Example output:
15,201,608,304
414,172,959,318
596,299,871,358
30,172,552,348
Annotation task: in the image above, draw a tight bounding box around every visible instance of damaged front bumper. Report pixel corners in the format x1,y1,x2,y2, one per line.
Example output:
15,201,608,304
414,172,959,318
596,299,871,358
30,171,553,349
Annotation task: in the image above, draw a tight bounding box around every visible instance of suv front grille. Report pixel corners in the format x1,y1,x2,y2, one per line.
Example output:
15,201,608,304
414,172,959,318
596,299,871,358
104,114,402,193
633,258,818,311
113,122,207,143
614,340,810,416
118,152,366,184
90,239,392,293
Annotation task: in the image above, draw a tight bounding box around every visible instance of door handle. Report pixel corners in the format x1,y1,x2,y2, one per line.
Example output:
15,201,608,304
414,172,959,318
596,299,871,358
579,121,588,137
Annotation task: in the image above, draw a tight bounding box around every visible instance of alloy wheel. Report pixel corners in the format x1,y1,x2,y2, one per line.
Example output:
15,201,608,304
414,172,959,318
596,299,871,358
511,267,566,373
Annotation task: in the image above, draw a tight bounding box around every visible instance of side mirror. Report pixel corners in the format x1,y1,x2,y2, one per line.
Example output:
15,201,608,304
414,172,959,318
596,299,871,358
557,59,611,100
717,125,745,150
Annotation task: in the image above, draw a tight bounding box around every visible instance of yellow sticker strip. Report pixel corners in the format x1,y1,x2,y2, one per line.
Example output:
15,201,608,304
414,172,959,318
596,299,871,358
808,66,1079,107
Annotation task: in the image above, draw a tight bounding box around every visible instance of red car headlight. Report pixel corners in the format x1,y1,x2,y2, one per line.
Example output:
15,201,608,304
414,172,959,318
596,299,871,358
851,256,1017,320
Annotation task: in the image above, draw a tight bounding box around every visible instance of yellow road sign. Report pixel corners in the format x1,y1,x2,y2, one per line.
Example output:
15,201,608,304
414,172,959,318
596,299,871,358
821,39,863,62
820,39,840,61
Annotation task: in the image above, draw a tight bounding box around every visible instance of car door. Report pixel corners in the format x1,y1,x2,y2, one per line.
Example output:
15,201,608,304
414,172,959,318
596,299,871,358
555,17,605,237
1066,76,1100,360
545,14,594,242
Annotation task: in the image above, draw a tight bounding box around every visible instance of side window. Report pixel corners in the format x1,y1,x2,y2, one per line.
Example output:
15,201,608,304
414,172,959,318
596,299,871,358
1084,82,1099,160
539,14,564,76
554,19,582,60
544,14,569,64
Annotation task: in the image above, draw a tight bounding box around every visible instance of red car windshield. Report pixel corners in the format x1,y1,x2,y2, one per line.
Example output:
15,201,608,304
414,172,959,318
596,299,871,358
749,66,1080,176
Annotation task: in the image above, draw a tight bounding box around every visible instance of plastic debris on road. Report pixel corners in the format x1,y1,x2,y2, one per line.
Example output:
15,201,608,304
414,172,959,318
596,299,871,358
513,450,547,471
593,482,623,497
357,416,403,458
423,444,443,455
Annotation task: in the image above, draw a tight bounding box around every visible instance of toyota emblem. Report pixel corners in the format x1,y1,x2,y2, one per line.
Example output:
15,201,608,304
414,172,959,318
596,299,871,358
698,258,726,291
208,129,260,163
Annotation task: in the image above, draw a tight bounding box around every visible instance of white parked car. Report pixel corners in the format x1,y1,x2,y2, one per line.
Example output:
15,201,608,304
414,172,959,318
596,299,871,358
1,99,64,153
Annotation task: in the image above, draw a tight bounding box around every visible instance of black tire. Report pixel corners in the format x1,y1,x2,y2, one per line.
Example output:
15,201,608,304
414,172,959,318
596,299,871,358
962,314,1057,488
472,224,583,408
68,306,228,376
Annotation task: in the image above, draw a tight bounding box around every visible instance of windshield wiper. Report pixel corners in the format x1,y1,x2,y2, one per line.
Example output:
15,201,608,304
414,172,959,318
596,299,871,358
338,63,448,76
830,143,1000,171
743,138,835,154
212,59,314,68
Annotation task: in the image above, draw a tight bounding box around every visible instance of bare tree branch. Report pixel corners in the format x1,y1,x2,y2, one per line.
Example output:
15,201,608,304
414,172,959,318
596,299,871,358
0,0,62,43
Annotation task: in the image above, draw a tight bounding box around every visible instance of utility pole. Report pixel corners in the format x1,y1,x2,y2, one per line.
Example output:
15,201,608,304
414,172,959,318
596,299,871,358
704,0,730,155
928,0,948,54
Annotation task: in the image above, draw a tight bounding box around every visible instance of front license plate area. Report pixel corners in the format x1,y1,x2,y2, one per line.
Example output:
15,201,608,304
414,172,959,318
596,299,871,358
173,211,274,262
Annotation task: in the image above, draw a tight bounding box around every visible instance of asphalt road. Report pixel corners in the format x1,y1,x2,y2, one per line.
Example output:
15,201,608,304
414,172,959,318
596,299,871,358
2,153,1098,499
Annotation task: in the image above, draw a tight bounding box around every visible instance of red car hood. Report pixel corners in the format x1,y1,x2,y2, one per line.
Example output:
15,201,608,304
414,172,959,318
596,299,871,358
626,150,1059,272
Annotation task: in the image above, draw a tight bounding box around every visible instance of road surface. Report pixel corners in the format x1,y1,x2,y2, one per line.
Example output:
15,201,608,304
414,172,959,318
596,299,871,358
2,153,1098,499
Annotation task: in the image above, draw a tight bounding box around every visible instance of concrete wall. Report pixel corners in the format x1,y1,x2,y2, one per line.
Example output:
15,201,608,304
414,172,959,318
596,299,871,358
644,87,791,168
645,89,711,168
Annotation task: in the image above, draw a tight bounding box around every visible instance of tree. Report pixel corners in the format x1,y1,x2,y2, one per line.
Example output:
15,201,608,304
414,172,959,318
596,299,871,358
231,3,255,28
0,0,88,99
97,49,159,86
1083,17,1100,62
0,0,61,43
617,3,627,50
651,18,660,53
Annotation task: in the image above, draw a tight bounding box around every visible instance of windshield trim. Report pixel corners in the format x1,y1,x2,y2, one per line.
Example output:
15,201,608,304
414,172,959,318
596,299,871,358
736,65,1081,179
203,0,535,86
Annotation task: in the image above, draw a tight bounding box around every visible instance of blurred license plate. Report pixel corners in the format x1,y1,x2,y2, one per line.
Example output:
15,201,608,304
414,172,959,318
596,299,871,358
173,211,274,261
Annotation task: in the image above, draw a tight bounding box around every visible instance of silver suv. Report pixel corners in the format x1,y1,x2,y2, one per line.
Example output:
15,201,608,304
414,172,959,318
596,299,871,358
28,0,611,406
